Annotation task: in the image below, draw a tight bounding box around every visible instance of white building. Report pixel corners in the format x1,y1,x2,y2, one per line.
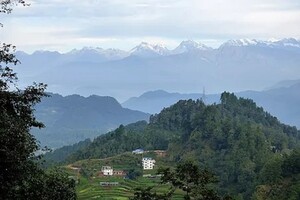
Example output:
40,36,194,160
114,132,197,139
101,166,113,176
142,157,156,170
132,148,144,154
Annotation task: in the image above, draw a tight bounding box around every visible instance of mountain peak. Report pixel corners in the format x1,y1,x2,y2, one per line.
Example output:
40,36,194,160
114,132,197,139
179,40,210,49
68,47,105,54
274,38,300,48
139,90,171,98
66,47,128,60
219,38,300,49
130,42,169,57
220,39,259,48
172,40,211,54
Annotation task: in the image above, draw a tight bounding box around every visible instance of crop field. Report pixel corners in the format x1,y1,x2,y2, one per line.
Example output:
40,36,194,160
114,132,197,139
64,152,183,199
76,176,184,200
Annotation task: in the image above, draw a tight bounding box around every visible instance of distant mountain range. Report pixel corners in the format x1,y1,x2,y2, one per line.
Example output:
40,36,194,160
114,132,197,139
17,38,300,59
33,93,150,148
14,38,300,100
122,90,219,113
122,80,300,128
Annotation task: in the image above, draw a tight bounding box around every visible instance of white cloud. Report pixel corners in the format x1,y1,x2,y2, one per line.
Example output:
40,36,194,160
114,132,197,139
1,0,299,52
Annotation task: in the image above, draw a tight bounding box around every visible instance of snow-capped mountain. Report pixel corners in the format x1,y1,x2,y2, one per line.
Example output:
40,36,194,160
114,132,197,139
16,38,300,62
219,39,260,48
129,42,170,57
68,47,102,55
172,40,212,54
102,48,130,60
219,38,300,49
67,47,129,61
272,38,300,48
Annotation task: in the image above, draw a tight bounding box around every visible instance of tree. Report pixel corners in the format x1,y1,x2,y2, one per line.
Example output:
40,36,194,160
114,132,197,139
131,161,231,200
130,187,172,200
126,168,142,180
0,1,76,199
282,148,300,176
252,149,300,200
259,155,283,185
0,0,27,14
159,161,227,200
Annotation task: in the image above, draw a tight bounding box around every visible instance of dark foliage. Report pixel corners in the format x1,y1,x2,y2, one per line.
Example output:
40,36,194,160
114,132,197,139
253,148,300,200
131,187,171,200
0,2,76,199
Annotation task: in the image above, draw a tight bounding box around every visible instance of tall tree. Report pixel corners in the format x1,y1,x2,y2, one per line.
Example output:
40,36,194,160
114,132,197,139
0,1,76,199
159,161,228,200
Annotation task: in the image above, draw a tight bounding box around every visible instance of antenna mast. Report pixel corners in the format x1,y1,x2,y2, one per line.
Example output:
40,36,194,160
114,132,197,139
202,87,206,104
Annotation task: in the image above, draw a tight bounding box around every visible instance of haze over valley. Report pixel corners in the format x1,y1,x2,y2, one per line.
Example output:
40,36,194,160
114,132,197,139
14,38,300,101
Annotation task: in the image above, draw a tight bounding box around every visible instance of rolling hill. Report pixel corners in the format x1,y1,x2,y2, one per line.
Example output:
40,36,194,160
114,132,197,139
33,93,150,148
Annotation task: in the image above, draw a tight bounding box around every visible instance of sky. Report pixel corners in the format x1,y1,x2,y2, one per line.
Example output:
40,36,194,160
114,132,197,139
1,0,300,53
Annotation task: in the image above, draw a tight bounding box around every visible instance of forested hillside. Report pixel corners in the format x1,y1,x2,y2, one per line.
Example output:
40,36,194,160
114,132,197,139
61,92,299,199
66,120,175,162
151,92,299,199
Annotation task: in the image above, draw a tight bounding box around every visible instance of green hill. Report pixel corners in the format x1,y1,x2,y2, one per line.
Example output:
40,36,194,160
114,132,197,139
62,92,299,199
33,93,150,148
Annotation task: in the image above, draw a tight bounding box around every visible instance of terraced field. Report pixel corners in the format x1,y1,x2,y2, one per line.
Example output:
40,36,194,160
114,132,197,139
76,176,184,200
64,152,184,199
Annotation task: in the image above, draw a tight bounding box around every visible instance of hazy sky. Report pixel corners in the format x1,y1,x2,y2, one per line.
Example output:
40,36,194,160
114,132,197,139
1,0,300,52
